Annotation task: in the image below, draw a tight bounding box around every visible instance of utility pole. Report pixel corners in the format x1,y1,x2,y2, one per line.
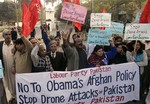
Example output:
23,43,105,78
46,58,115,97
91,0,94,13
44,0,46,22
40,0,46,23
14,0,19,26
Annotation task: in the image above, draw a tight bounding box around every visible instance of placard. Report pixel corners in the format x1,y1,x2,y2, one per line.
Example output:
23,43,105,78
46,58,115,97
124,23,150,40
60,2,87,24
90,13,111,27
106,22,124,35
88,29,112,45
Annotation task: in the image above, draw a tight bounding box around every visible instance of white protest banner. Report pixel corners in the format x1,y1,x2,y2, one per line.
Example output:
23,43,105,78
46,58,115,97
106,22,124,35
0,60,3,78
87,29,112,45
124,23,150,40
16,62,139,104
60,2,87,24
90,13,111,27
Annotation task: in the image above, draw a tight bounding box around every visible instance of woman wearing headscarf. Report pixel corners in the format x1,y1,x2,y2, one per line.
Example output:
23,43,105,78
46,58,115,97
126,40,147,74
126,40,148,100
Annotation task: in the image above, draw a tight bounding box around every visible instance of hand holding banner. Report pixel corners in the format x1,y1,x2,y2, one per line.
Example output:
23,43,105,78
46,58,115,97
16,63,140,104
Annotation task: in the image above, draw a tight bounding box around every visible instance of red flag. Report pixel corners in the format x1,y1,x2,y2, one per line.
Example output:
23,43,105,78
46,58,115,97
102,8,106,13
139,0,150,23
100,8,107,30
22,0,32,37
100,26,105,30
64,0,71,2
29,0,42,33
73,22,82,31
73,0,82,31
74,0,80,4
22,0,28,22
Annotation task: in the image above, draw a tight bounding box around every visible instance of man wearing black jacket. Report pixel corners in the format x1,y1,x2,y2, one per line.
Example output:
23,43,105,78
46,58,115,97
47,40,66,71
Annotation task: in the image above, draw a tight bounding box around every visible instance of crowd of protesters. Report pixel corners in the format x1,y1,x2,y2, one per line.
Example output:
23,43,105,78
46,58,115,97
0,23,150,104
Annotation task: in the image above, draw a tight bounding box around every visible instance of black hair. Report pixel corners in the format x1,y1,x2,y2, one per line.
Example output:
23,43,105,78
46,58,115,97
72,34,76,37
115,43,122,48
127,40,144,55
145,41,150,43
15,38,24,45
114,36,122,41
115,43,128,53
54,35,61,40
92,45,104,54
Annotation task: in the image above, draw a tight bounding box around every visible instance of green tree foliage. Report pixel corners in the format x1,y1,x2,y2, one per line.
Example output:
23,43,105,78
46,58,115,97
16,0,38,22
55,3,63,21
55,0,146,23
83,0,146,22
17,0,30,5
0,2,16,23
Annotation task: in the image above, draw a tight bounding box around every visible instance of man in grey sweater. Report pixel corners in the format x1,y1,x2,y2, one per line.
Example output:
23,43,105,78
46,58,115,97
62,31,88,71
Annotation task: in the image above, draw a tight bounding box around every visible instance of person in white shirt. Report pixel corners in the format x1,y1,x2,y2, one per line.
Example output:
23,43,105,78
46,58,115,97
0,29,15,103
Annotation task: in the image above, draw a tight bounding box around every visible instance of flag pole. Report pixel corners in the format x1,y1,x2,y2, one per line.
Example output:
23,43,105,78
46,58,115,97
44,0,46,22
22,0,30,25
64,21,68,30
63,0,70,30
91,0,94,13
14,0,19,27
21,0,31,36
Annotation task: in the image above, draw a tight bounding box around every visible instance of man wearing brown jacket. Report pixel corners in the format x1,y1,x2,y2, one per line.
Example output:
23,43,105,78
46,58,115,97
12,34,33,73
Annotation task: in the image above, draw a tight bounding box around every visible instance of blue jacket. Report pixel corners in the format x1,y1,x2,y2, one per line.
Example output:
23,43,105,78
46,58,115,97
105,46,117,61
88,46,117,67
42,31,50,52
